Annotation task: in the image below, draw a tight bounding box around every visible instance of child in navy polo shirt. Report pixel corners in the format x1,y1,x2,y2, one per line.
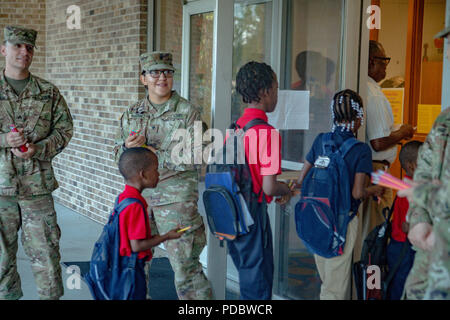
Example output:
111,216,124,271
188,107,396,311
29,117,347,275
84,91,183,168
387,140,422,300
117,147,184,299
294,89,384,300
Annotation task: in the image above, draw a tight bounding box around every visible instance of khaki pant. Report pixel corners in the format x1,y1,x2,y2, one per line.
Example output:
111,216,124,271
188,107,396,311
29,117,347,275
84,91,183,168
0,195,63,300
314,216,359,300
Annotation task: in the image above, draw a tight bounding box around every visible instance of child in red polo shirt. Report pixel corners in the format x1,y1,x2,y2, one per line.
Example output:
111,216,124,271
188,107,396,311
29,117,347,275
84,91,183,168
116,147,184,299
387,140,423,300
227,61,294,300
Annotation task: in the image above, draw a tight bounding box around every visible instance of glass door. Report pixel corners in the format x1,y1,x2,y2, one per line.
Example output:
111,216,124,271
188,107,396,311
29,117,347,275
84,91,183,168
231,0,274,123
182,0,236,300
226,0,275,297
229,0,362,300
181,0,215,128
273,0,346,300
181,0,365,300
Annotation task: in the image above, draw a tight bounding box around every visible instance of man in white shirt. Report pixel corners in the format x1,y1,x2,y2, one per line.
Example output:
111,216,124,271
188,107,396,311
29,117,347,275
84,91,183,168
358,41,415,254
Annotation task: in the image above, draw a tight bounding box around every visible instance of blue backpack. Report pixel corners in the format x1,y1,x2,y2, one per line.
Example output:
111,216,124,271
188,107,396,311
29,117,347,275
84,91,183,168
203,119,267,241
295,133,362,258
85,197,144,300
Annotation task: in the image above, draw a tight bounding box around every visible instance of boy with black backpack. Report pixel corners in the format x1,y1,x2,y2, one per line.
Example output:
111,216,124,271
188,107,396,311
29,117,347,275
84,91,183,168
293,89,384,300
386,140,422,299
232,62,295,300
204,61,293,300
85,147,184,300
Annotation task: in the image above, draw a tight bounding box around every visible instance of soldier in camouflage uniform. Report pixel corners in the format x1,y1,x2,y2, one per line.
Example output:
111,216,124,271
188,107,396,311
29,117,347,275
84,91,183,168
0,26,73,300
114,52,213,300
398,26,450,300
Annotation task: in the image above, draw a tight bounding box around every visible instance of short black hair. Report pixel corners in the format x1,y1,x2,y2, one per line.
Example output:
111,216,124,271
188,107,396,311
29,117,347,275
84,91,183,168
236,61,275,104
399,140,423,171
118,147,157,181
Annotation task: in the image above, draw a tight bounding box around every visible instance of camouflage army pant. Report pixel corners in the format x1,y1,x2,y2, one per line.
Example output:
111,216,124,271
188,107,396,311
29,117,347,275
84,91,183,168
403,248,429,300
146,200,213,300
423,224,450,300
0,194,63,300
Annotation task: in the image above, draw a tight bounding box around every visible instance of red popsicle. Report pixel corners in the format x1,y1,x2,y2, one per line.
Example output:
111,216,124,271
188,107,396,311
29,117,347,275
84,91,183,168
9,125,28,152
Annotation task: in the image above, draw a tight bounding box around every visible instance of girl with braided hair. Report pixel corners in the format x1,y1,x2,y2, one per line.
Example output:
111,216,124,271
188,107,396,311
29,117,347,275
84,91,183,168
293,89,384,300
330,89,365,133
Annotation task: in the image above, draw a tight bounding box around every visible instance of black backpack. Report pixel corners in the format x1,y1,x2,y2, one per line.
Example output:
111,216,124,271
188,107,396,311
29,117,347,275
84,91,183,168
353,197,409,300
203,119,267,241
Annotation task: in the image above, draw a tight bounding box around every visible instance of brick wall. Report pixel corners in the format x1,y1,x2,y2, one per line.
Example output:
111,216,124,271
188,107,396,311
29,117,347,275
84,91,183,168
157,0,183,91
46,0,148,223
0,0,188,224
0,0,46,77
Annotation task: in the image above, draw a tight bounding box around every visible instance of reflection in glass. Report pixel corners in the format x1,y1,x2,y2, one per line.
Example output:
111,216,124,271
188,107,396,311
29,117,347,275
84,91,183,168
280,0,342,163
282,50,336,163
417,0,445,133
189,12,214,128
276,0,343,300
232,1,272,123
231,0,344,300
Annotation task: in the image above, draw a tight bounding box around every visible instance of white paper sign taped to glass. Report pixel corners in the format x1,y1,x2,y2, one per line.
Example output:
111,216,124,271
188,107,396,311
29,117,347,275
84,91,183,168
267,90,310,130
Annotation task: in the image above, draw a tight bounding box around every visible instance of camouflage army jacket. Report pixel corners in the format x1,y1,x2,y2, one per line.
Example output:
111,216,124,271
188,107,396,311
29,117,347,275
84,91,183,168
0,71,73,196
114,91,203,206
408,108,450,299
408,108,450,226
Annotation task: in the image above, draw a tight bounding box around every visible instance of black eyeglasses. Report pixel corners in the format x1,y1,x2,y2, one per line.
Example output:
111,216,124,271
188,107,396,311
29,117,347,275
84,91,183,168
373,56,391,65
148,69,175,78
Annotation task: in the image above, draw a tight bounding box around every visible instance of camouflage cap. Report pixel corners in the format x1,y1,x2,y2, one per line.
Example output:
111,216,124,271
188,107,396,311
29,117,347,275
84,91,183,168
3,25,37,48
435,25,450,39
140,51,175,72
